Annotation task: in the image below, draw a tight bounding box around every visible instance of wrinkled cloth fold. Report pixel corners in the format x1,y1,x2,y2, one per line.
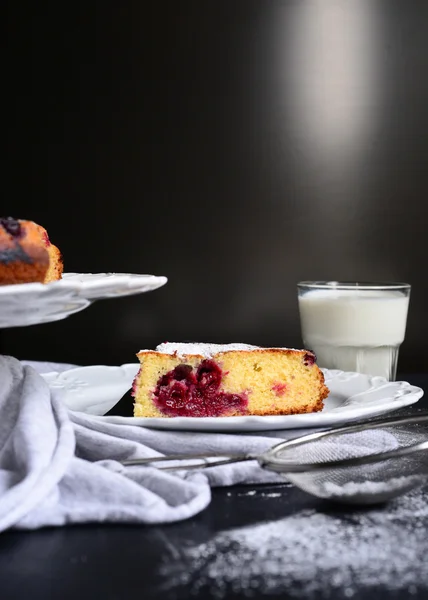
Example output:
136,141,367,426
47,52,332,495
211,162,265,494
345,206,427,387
0,356,286,531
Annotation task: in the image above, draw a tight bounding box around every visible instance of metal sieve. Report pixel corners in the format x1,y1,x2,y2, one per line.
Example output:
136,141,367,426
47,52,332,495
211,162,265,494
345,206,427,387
122,413,428,505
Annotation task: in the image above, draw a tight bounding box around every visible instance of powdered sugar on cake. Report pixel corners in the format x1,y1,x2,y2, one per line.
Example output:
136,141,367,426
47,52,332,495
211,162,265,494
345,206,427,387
155,342,260,358
138,342,304,358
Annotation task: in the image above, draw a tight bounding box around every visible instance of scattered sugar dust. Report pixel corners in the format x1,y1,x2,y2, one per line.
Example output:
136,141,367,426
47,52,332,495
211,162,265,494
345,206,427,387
159,486,428,598
322,475,425,500
226,490,284,498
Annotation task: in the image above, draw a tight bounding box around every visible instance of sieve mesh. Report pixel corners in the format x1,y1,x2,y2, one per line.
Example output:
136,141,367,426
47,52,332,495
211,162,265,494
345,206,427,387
264,418,428,504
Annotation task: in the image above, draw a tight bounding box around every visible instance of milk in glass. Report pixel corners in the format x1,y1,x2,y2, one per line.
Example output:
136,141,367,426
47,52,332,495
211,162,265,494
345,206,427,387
298,285,410,380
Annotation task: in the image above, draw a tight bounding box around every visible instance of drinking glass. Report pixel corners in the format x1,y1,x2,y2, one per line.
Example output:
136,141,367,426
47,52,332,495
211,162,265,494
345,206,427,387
297,281,411,381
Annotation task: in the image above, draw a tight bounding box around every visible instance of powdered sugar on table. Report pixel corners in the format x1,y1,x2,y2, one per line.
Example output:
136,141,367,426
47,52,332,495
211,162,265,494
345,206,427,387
159,486,428,598
322,475,425,501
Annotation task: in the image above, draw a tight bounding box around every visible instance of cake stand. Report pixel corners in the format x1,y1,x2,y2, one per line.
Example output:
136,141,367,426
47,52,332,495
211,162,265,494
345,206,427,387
0,272,168,327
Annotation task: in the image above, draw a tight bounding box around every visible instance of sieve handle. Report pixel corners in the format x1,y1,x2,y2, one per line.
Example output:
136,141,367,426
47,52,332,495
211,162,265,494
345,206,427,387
121,453,255,471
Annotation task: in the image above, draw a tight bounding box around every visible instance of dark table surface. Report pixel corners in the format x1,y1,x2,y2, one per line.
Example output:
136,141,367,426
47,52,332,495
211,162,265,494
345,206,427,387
1,374,427,600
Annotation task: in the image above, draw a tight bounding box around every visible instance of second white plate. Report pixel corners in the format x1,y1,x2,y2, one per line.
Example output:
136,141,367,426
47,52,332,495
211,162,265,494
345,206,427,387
41,364,424,432
0,272,167,327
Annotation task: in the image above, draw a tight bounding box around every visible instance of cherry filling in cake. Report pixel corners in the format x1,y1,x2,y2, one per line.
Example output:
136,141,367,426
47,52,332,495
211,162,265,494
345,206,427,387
0,217,22,237
42,231,51,246
303,352,316,366
271,382,288,397
152,360,248,417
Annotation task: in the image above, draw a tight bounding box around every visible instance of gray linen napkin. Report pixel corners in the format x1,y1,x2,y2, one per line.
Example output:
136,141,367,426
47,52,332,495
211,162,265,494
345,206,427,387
0,356,285,532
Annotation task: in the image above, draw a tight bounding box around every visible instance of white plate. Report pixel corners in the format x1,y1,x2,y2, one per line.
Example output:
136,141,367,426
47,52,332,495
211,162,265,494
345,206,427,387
0,272,167,327
41,364,424,432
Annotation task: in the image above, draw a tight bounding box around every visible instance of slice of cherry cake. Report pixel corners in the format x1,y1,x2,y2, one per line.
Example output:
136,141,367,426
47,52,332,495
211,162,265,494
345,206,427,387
132,343,329,418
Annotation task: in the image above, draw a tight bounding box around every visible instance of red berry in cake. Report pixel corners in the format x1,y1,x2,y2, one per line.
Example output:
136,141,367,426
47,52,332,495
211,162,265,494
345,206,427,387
303,352,316,366
0,217,22,237
42,231,51,246
196,360,222,396
271,382,288,397
164,382,187,409
172,364,195,382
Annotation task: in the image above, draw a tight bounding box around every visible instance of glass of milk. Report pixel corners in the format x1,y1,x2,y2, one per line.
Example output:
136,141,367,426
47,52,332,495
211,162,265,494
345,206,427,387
297,281,411,380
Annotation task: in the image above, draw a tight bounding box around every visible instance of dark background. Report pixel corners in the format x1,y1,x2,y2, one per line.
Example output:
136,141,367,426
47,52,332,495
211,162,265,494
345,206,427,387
3,0,428,371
